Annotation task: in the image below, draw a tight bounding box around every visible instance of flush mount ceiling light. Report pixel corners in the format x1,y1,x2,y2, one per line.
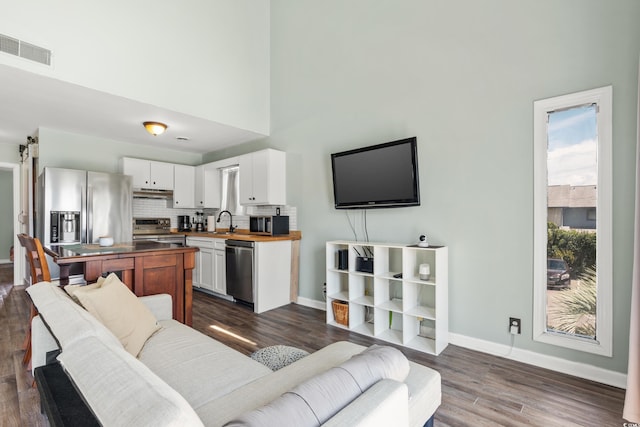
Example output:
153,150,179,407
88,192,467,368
143,121,167,136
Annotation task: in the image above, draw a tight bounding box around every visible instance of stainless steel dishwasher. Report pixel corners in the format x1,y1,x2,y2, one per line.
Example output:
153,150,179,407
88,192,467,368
225,239,255,304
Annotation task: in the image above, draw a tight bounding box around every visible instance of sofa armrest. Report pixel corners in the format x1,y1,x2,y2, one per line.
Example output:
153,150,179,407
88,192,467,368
138,294,173,320
34,362,100,427
323,379,409,427
31,315,60,375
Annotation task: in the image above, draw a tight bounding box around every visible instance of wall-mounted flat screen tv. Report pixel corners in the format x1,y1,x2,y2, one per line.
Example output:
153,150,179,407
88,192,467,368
331,137,420,209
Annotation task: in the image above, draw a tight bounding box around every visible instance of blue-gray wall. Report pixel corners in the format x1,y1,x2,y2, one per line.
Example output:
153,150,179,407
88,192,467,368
205,0,640,374
0,170,13,260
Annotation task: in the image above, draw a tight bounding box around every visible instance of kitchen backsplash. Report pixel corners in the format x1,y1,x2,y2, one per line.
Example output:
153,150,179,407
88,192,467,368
132,199,297,231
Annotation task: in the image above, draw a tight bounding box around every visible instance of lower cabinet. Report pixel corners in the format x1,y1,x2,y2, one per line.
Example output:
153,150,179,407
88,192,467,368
187,237,293,312
213,240,226,295
187,237,227,297
254,240,292,314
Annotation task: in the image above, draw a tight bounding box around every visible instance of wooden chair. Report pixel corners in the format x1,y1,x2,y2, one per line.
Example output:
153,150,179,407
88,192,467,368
17,233,52,366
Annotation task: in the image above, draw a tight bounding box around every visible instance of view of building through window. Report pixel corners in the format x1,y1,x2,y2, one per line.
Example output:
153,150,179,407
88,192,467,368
546,104,598,339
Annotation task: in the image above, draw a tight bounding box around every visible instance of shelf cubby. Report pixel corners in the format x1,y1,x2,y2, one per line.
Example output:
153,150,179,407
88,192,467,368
326,240,448,355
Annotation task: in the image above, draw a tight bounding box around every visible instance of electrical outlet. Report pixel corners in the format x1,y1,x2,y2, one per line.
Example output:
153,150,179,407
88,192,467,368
509,317,521,335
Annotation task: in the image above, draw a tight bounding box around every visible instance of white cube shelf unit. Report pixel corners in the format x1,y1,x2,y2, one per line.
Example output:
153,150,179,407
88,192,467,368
326,241,448,355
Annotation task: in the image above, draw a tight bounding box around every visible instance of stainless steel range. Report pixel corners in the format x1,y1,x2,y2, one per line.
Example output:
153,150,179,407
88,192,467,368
132,218,186,245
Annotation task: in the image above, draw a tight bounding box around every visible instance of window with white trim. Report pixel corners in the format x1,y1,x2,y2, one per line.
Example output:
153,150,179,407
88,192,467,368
533,86,612,356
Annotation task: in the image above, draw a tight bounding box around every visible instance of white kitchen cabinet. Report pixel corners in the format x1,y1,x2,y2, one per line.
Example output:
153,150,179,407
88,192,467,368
238,149,286,205
121,157,174,190
254,240,292,313
326,241,448,356
173,164,195,208
213,239,226,295
195,164,221,209
187,237,228,297
187,237,213,291
199,245,214,292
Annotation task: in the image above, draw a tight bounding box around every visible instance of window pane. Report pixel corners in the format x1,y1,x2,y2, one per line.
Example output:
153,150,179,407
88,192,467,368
545,104,597,340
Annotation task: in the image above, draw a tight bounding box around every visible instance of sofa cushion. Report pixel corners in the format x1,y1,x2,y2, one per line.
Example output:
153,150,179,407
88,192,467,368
25,281,122,350
339,345,410,390
58,335,204,427
225,345,410,426
74,273,161,357
138,319,272,409
323,380,409,427
196,341,365,425
195,341,441,427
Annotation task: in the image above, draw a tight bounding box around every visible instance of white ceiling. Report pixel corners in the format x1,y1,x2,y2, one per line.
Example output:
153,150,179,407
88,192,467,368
0,64,265,155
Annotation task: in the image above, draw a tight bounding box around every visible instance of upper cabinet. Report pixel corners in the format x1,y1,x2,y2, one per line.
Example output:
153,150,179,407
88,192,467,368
174,164,195,208
238,149,286,206
121,158,174,190
195,165,221,209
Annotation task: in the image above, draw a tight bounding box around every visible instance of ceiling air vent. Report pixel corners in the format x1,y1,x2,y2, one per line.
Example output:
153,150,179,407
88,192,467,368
0,33,51,66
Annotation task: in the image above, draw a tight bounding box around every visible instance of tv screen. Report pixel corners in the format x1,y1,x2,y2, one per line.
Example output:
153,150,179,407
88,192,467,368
331,137,420,209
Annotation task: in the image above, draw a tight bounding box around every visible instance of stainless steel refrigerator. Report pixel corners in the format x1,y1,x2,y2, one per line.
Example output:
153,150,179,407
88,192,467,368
37,167,133,281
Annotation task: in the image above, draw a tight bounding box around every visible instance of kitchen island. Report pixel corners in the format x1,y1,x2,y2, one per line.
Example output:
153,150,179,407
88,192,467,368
44,241,198,325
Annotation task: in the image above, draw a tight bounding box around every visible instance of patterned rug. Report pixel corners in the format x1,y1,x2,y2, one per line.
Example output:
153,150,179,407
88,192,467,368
0,263,13,285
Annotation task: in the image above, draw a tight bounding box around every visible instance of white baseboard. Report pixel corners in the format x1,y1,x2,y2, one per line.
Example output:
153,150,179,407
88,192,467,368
0,258,10,264
295,296,326,311
294,298,627,389
449,333,627,389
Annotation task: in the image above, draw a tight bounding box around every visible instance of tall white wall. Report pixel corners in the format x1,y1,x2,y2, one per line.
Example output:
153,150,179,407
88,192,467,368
0,0,270,134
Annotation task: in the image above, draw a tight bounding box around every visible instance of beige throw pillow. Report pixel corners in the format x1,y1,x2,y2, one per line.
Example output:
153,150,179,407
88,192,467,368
74,273,161,357
64,280,103,303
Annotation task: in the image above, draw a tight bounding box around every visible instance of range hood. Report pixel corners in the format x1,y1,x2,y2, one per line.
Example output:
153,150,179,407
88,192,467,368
132,188,174,199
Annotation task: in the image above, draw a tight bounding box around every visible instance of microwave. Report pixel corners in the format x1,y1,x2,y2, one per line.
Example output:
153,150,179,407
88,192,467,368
249,215,290,236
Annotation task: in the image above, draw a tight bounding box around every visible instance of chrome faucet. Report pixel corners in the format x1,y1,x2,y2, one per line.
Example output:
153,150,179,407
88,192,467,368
216,210,235,233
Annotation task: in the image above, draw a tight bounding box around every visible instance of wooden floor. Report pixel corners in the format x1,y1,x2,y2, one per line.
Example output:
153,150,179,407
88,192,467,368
0,263,13,285
1,284,628,426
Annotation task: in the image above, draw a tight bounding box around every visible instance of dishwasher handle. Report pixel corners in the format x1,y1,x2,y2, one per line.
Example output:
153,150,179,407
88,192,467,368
225,239,254,248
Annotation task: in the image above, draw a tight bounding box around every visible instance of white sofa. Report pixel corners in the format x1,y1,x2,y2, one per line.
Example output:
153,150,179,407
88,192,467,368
27,281,441,426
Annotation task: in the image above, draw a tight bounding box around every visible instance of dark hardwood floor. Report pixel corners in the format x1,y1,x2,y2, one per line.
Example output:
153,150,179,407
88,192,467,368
1,284,627,426
193,290,627,427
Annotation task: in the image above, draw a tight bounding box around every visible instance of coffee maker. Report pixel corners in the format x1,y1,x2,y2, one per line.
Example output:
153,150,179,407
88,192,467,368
177,215,191,232
194,212,205,232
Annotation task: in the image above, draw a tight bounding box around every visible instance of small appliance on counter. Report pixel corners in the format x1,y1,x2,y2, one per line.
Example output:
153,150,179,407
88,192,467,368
193,212,205,232
249,213,289,236
178,215,191,232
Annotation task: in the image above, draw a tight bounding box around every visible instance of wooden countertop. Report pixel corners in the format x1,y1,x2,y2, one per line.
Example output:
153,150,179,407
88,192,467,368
177,229,302,242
